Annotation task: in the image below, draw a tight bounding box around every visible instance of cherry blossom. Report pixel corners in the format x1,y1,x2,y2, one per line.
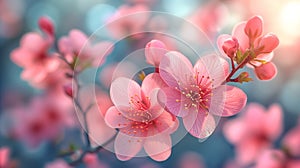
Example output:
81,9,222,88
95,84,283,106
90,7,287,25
10,17,64,88
223,103,283,165
105,73,178,161
217,15,279,80
159,51,247,139
58,29,113,70
106,4,149,39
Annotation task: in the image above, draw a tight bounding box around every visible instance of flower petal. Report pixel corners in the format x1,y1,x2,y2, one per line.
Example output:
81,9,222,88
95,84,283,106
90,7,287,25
142,73,167,95
257,33,279,53
194,54,229,88
144,134,172,161
105,106,130,128
110,77,141,107
210,85,247,116
183,110,216,139
264,104,283,140
232,22,249,52
244,15,263,40
159,51,193,88
223,120,247,144
255,62,277,80
114,132,143,161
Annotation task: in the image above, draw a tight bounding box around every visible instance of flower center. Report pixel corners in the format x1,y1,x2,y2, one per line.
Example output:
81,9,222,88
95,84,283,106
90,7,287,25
175,73,214,111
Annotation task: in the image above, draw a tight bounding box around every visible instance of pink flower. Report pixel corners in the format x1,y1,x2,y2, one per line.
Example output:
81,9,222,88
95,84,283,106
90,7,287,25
145,40,168,68
223,103,283,165
217,15,279,80
159,51,247,139
0,147,10,168
189,2,228,39
10,17,66,88
58,29,113,69
105,73,178,161
10,95,75,147
282,120,300,157
106,4,149,39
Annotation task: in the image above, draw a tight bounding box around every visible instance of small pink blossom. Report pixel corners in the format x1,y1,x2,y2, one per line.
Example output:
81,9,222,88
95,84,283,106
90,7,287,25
11,95,75,147
223,103,283,165
159,51,246,139
106,4,149,39
58,29,113,69
10,17,67,88
189,2,228,39
0,147,10,168
105,73,178,161
145,40,168,68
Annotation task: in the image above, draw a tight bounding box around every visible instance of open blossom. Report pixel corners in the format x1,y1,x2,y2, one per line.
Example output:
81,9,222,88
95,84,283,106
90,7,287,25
105,73,178,161
58,29,113,69
159,51,247,139
106,4,149,39
223,103,283,165
10,95,75,147
217,15,279,80
10,17,65,88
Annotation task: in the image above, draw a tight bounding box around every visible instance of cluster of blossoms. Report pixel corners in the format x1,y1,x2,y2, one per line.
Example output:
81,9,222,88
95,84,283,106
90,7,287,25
218,15,279,82
5,12,280,167
224,103,300,168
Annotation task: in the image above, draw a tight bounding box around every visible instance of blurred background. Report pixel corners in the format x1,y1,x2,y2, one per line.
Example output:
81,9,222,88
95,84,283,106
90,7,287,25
1,0,300,167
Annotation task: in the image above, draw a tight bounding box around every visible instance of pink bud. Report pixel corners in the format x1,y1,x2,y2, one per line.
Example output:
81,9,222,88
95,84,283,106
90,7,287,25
255,62,277,80
222,37,239,58
38,16,55,37
145,40,167,67
63,84,73,98
257,34,279,53
244,15,263,41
